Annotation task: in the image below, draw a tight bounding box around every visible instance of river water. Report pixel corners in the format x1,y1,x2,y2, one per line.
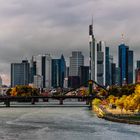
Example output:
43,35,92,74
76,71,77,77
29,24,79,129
0,103,139,140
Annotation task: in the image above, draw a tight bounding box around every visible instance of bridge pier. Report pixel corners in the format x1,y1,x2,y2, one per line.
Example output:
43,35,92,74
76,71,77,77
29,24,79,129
59,98,63,105
5,99,10,107
31,98,35,105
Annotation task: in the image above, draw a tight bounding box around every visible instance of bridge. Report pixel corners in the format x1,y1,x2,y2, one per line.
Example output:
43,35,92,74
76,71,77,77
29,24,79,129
0,80,108,108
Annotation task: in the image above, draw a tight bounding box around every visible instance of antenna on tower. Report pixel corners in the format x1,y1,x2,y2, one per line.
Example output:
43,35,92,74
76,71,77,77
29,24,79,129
121,33,124,44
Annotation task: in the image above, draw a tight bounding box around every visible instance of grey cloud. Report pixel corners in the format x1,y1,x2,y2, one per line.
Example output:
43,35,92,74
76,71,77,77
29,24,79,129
0,0,140,84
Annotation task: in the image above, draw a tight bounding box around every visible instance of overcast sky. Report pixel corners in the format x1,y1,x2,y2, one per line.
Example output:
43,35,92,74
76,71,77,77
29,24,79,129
0,0,140,85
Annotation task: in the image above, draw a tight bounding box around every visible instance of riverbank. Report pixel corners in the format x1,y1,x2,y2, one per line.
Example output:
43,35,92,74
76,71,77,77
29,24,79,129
93,105,140,125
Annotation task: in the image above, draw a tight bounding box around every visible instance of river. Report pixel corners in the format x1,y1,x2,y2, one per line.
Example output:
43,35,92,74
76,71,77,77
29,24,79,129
0,103,139,140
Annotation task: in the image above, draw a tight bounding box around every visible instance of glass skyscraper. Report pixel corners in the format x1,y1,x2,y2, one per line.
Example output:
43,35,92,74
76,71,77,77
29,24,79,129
11,60,30,87
128,50,133,84
51,55,66,88
118,43,133,85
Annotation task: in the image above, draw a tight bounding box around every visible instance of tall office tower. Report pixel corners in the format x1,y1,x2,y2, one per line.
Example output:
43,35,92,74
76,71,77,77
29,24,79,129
52,54,66,88
128,50,133,84
111,63,116,85
96,41,106,86
118,42,134,85
89,23,96,81
109,55,113,85
79,66,89,86
33,54,52,89
30,56,36,83
115,67,121,86
11,60,30,87
64,67,69,88
105,47,110,86
118,43,129,85
137,60,140,68
135,60,140,83
69,51,84,76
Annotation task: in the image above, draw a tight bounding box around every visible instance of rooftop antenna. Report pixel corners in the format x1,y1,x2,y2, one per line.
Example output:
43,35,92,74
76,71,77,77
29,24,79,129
121,33,124,44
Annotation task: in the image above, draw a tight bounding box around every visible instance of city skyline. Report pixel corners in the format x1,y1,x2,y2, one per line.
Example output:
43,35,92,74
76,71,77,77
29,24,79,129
0,0,140,85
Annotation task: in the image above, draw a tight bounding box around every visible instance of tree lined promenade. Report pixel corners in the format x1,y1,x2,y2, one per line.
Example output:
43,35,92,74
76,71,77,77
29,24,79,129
93,84,140,124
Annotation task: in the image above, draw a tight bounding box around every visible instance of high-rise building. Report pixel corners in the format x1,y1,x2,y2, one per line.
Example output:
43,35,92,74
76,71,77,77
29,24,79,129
79,66,89,86
118,43,134,85
118,43,129,85
128,50,133,84
30,56,36,83
115,67,121,86
69,51,84,76
135,60,140,83
11,60,30,87
111,63,116,85
51,55,66,88
89,23,96,81
137,60,140,68
33,75,43,89
96,41,106,86
105,47,110,86
33,54,52,89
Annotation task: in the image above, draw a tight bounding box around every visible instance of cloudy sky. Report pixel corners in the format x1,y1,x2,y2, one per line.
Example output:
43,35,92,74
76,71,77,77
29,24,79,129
0,0,140,85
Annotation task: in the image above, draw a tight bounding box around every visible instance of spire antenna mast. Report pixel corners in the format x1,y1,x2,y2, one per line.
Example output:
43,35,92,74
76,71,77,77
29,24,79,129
121,33,124,44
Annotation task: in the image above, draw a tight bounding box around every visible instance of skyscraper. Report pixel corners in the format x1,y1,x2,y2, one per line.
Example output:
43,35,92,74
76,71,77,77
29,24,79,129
118,43,133,85
69,51,84,76
51,55,66,88
79,66,89,86
89,23,96,81
128,50,133,84
105,47,110,86
118,43,129,85
96,41,106,86
135,60,140,83
11,60,30,87
33,54,52,89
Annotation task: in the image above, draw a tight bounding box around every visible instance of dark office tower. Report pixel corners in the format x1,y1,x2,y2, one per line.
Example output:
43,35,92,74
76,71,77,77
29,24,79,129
51,55,66,88
11,60,30,87
60,55,66,88
52,59,60,88
111,63,116,85
128,50,133,84
118,44,129,85
135,60,140,83
79,66,89,86
115,67,121,86
137,61,140,68
105,47,110,86
30,57,36,83
68,76,80,88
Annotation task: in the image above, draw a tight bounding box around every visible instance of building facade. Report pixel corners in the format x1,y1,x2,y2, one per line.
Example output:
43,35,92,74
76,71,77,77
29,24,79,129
33,54,52,89
118,44,129,85
69,51,84,76
11,60,30,87
128,50,133,84
79,66,89,86
118,43,134,85
51,55,66,88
